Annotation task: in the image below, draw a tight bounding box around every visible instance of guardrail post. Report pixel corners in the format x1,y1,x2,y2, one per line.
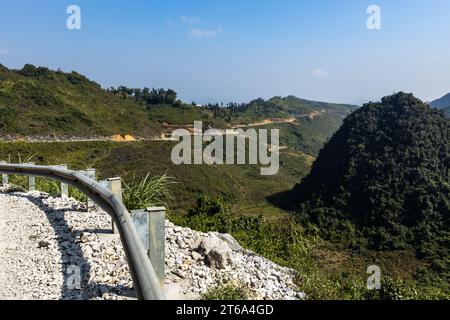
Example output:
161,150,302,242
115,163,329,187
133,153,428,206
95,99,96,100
131,207,166,287
148,207,166,287
98,180,109,189
59,164,69,198
0,161,8,186
85,168,96,210
27,162,36,191
108,177,122,234
0,163,166,300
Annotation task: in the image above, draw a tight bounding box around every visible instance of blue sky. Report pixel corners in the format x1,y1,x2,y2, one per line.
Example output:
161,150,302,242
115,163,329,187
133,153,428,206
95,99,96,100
1,0,450,104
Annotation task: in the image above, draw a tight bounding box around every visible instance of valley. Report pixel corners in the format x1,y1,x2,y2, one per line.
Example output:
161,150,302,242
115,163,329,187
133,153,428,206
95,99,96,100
0,64,449,300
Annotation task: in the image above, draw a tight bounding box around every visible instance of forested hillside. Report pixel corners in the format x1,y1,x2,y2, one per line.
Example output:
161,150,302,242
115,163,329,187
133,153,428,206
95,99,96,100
0,63,355,156
293,92,450,291
444,106,450,117
0,64,161,138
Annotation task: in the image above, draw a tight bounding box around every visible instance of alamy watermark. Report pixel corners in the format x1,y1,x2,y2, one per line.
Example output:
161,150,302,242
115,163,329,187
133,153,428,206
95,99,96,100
66,5,81,30
170,121,280,176
66,265,82,290
367,265,381,290
367,5,381,30
65,5,381,31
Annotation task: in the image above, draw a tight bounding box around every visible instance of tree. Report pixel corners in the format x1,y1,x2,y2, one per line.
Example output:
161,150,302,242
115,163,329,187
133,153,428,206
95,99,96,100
293,93,450,277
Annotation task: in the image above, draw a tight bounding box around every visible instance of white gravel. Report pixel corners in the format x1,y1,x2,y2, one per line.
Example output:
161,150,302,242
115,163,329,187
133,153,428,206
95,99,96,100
0,190,133,300
0,189,305,300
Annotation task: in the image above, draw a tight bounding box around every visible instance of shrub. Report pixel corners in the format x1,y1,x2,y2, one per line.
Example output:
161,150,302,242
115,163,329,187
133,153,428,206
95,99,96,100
123,173,176,210
188,196,229,217
201,282,250,300
173,196,450,300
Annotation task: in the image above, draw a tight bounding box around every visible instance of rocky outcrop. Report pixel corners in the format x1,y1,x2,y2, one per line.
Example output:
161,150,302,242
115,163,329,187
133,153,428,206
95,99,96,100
165,223,304,300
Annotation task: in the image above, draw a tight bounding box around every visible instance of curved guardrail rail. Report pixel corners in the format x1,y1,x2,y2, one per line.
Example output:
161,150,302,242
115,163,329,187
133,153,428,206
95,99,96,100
0,163,165,300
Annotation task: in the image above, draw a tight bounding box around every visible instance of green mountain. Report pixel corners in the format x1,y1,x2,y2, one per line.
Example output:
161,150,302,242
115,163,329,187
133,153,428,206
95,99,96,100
0,63,160,138
205,96,356,155
0,63,355,156
292,92,450,288
230,95,355,123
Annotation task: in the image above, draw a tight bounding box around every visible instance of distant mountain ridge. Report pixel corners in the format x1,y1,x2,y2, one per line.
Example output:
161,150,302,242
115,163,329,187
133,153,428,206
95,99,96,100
0,63,355,154
430,92,450,109
235,95,356,122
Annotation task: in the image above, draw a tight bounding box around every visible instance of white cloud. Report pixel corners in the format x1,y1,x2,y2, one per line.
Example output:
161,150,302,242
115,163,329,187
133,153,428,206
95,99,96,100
311,68,329,79
178,16,222,39
190,27,222,38
181,16,199,24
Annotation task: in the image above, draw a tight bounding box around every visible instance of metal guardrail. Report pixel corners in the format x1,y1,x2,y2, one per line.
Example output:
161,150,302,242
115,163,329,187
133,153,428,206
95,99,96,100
0,163,165,300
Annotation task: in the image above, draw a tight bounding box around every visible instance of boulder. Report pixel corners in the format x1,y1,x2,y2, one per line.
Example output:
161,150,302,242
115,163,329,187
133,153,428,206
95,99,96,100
212,232,247,253
197,234,233,269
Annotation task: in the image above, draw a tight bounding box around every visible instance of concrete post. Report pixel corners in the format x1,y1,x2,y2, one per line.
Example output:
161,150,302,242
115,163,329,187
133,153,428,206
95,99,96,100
27,162,36,191
108,177,122,234
59,164,68,198
85,168,96,210
0,161,8,186
98,180,109,188
131,207,166,287
147,207,166,287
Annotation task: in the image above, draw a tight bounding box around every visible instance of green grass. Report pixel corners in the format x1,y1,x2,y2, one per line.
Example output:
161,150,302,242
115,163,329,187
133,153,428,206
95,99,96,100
0,141,310,216
123,173,176,210
246,114,342,156
230,96,355,124
147,104,211,124
201,282,250,300
0,65,160,137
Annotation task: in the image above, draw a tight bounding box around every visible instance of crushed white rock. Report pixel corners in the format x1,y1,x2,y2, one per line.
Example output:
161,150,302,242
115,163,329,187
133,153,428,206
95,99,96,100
0,188,305,300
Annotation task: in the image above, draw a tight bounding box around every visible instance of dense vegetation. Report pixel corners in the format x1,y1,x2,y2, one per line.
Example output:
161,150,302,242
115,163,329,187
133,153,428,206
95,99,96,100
173,196,448,299
444,106,450,117
0,64,160,137
292,92,450,293
0,140,310,217
229,96,354,123
108,86,181,107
